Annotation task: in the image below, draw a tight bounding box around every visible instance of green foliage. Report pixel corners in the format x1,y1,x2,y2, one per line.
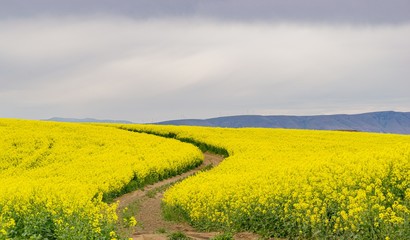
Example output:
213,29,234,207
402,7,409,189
115,200,140,239
211,232,233,240
156,227,167,234
162,203,191,225
102,158,202,203
167,231,191,240
121,127,229,157
1,198,116,240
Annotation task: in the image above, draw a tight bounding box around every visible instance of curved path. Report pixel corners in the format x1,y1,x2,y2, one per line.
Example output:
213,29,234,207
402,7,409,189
115,152,225,239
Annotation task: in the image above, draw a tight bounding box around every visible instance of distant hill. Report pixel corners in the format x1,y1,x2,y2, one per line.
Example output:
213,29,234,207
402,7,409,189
157,111,410,134
46,117,133,124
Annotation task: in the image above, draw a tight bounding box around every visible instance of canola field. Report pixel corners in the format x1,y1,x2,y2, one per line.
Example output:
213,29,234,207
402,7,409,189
0,119,202,239
119,124,410,239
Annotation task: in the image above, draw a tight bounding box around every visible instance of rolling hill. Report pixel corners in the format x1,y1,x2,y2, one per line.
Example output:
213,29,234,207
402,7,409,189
157,111,410,134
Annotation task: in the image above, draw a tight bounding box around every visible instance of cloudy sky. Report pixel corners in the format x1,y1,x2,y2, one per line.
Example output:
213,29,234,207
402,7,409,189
1,1,410,123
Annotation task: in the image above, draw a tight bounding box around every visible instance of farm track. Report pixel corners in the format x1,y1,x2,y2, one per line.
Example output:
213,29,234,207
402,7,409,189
116,152,223,209
116,152,238,240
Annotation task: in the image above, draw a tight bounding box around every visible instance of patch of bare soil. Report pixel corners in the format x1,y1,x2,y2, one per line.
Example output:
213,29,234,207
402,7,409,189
115,152,226,239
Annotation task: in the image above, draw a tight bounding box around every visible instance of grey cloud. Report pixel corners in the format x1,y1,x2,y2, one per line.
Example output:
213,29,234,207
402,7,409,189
1,17,410,122
1,0,410,25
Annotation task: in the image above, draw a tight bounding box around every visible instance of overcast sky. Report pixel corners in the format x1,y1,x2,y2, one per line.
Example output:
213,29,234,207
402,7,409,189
1,1,410,123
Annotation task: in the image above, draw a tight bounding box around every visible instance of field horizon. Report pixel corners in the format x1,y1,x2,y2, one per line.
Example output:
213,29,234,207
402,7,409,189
44,110,410,135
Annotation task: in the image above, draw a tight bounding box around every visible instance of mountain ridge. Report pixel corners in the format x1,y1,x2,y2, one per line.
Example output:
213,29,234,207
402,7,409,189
157,111,410,134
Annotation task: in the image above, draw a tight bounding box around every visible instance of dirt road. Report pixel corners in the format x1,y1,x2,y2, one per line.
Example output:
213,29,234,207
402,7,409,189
115,152,226,239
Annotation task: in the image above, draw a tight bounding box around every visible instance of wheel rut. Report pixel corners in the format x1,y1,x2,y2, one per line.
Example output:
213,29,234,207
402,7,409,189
115,152,225,240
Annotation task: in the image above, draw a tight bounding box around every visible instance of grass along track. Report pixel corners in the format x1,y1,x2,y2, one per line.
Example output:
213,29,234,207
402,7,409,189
113,126,264,239
116,152,227,239
115,152,222,209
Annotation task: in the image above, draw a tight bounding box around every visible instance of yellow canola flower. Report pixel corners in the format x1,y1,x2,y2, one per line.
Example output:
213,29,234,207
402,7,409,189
120,124,410,239
0,119,202,239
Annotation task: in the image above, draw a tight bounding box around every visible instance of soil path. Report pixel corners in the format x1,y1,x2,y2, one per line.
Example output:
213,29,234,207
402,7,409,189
116,152,223,209
115,152,231,240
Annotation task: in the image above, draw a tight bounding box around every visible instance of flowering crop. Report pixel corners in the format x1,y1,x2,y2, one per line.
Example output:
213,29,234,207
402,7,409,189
0,119,202,239
119,124,410,239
